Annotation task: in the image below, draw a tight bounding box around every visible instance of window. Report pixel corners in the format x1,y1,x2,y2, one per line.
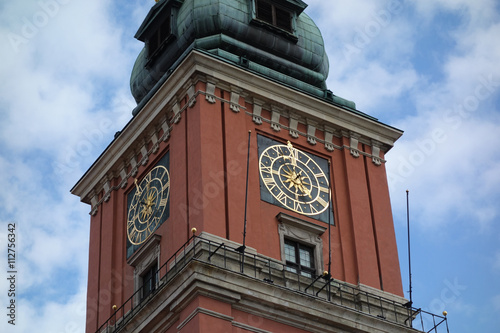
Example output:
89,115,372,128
277,213,327,278
127,234,161,306
141,263,158,299
148,15,172,58
285,239,315,278
256,0,292,32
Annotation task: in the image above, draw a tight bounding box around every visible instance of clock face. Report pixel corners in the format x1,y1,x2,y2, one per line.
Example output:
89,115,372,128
127,153,170,256
258,137,332,220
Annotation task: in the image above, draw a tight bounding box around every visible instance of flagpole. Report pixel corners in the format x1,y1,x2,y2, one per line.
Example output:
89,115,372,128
406,189,413,326
236,131,251,265
328,160,332,277
242,130,251,250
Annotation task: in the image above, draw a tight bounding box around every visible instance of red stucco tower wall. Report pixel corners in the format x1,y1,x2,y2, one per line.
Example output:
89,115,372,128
73,52,404,332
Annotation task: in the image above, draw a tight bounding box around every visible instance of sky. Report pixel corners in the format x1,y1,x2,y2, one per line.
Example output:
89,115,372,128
0,0,499,332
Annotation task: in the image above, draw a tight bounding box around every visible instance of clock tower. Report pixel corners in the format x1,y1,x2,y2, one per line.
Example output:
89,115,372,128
72,1,447,332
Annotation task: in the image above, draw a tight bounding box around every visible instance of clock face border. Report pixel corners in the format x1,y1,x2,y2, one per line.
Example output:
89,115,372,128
126,151,170,258
257,135,334,225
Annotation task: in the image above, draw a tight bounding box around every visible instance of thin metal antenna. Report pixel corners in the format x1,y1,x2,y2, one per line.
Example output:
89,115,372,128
236,130,251,258
406,189,413,326
326,160,333,301
328,160,332,277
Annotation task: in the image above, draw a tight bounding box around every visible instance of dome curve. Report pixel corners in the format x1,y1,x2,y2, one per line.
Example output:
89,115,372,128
130,0,331,105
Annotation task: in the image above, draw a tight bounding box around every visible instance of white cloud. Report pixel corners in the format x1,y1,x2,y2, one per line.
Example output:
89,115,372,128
306,0,420,114
0,1,150,331
327,63,419,115
413,0,499,26
388,113,500,230
444,24,500,97
376,0,500,233
307,0,383,37
0,283,87,332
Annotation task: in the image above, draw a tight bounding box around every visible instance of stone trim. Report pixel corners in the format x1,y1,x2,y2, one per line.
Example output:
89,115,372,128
140,144,149,166
232,321,273,333
288,116,299,138
371,140,383,166
119,167,128,189
324,129,335,152
177,307,234,331
83,88,250,215
230,88,242,112
277,212,326,276
187,84,196,108
86,124,172,215
151,132,159,154
307,121,317,145
129,155,138,177
252,98,264,125
127,234,161,306
270,106,282,132
72,52,396,215
82,79,387,215
349,132,360,158
205,80,217,104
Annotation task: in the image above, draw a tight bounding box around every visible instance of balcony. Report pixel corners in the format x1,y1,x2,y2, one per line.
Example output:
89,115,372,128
97,233,449,333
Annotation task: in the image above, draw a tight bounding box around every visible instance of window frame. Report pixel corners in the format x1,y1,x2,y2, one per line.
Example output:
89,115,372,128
277,212,327,278
141,262,158,300
252,0,298,38
127,234,161,306
284,239,316,277
147,13,173,60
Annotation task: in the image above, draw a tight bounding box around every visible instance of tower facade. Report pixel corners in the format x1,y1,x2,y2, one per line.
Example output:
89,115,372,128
72,1,446,332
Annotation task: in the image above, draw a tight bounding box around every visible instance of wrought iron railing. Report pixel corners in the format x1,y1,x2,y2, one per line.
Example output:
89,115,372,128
96,235,449,333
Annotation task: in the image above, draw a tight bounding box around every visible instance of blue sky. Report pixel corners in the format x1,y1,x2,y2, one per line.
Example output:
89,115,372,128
0,0,499,332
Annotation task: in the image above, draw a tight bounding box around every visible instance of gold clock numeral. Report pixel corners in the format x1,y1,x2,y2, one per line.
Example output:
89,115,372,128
275,191,287,205
260,165,272,174
261,150,274,161
310,205,319,214
316,172,326,179
263,176,277,188
129,229,138,242
316,196,329,208
137,232,145,244
319,186,329,194
294,201,304,213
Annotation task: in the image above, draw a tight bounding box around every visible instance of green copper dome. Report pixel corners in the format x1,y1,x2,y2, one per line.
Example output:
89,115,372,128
131,0,355,113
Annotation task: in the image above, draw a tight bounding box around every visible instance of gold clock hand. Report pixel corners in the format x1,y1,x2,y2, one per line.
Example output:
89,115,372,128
286,141,297,166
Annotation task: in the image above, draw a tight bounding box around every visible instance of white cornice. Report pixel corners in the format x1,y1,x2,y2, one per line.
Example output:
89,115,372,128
71,50,403,207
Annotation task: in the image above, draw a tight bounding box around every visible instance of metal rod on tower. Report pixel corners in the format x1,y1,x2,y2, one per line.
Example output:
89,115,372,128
407,189,413,326
236,130,251,260
327,161,333,301
328,160,332,277
242,130,251,249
